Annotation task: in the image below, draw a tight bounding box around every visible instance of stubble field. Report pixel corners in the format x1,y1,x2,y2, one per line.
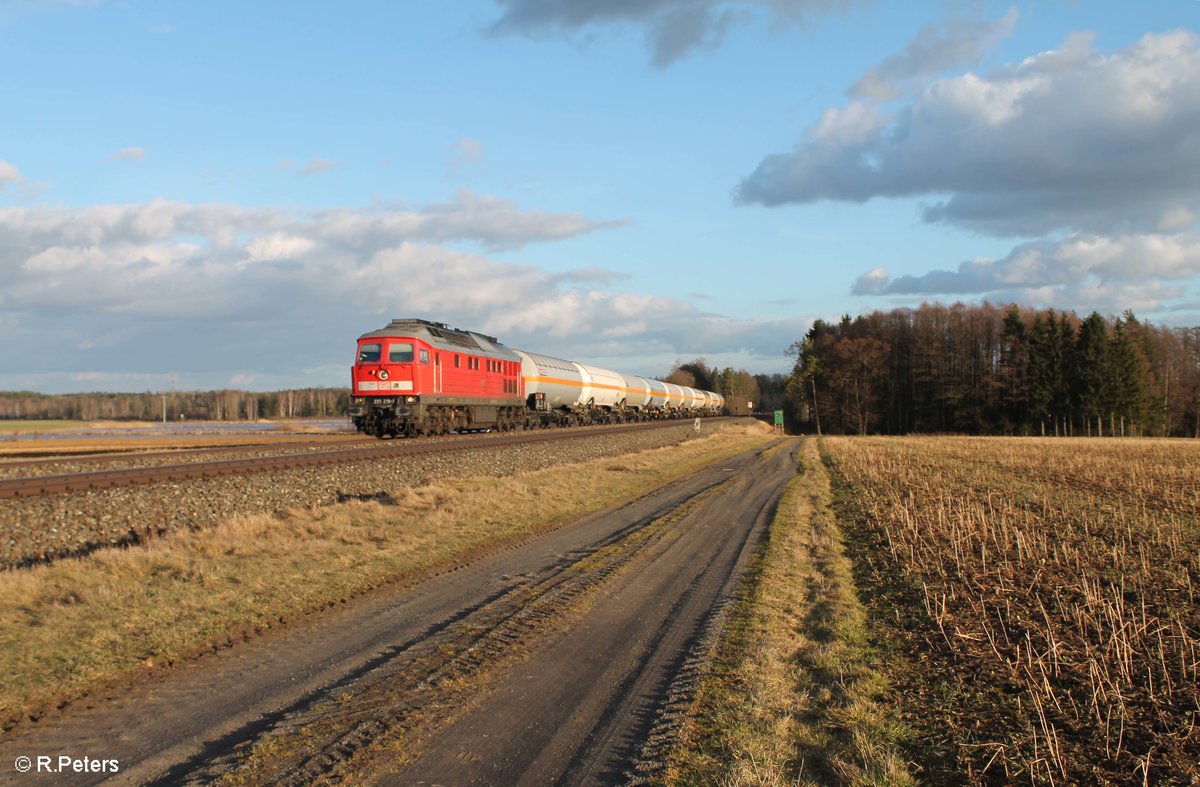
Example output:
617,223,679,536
823,436,1200,784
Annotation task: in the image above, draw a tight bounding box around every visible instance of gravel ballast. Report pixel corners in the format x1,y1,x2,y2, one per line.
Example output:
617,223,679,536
2,424,708,568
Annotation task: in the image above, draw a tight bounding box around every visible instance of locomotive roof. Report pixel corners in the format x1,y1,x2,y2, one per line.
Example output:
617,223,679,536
358,318,520,360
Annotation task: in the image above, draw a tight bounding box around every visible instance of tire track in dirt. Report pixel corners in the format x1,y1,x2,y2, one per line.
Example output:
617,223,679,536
358,440,797,785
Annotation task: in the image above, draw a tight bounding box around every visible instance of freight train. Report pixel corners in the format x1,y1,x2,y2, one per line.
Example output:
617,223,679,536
349,318,725,438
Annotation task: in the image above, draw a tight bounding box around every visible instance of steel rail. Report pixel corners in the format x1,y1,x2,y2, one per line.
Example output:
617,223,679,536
0,435,372,469
0,420,719,500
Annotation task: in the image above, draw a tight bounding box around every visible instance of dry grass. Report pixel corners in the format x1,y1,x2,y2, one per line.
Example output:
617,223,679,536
667,438,912,786
823,436,1200,784
0,424,773,729
0,420,82,434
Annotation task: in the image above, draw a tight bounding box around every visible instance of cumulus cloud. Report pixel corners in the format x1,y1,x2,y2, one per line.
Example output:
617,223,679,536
489,0,861,67
853,233,1200,315
108,147,146,161
739,30,1200,237
848,7,1017,100
0,195,801,391
0,160,24,190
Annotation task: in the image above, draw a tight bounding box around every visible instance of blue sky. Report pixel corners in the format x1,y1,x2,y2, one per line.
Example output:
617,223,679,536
2,0,1198,393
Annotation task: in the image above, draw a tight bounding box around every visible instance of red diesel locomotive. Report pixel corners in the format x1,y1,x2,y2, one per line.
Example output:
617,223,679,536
349,318,725,438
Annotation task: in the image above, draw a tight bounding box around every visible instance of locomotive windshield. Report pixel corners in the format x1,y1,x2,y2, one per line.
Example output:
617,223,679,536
389,343,415,363
357,343,382,363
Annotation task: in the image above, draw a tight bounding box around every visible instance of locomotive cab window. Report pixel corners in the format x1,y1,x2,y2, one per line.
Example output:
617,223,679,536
358,343,382,363
420,349,430,364
388,343,414,363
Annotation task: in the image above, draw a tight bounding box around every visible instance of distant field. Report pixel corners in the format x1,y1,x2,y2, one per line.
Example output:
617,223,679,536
824,436,1200,784
0,420,83,434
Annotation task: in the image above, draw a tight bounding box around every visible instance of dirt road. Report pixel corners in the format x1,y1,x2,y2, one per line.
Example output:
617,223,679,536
1,438,795,785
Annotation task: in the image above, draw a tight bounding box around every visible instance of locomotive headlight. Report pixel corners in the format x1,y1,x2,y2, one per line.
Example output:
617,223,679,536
406,395,418,403
378,370,390,381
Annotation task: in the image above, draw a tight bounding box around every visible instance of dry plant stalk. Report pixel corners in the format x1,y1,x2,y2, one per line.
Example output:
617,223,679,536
825,436,1200,784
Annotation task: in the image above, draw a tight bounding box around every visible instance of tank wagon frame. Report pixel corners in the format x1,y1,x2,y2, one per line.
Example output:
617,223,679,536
349,318,725,438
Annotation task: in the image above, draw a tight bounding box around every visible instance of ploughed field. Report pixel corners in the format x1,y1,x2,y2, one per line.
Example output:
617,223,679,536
823,436,1200,784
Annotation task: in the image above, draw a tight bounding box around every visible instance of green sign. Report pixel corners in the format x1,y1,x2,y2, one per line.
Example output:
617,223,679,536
773,409,784,426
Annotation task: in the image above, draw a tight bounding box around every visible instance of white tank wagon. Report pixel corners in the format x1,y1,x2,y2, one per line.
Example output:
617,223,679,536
620,373,655,411
515,349,724,426
705,390,726,411
662,382,687,410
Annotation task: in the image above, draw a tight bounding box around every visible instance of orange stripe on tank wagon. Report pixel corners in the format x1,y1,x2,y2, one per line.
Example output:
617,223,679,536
523,375,674,398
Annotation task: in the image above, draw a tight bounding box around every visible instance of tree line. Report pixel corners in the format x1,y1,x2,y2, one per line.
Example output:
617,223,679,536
792,302,1200,436
0,388,350,422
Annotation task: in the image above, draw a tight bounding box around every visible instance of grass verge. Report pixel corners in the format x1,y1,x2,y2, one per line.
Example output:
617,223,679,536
0,423,773,729
0,420,82,435
665,437,912,786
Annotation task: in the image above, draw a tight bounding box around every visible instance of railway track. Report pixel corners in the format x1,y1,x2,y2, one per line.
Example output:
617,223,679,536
0,435,370,469
0,420,723,500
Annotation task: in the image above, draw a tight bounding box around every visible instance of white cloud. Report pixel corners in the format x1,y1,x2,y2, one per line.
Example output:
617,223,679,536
450,138,483,167
109,146,146,161
853,233,1200,317
0,195,802,392
299,158,335,176
447,138,486,181
849,7,1018,100
489,0,864,67
739,30,1200,237
0,160,24,190
244,233,315,262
